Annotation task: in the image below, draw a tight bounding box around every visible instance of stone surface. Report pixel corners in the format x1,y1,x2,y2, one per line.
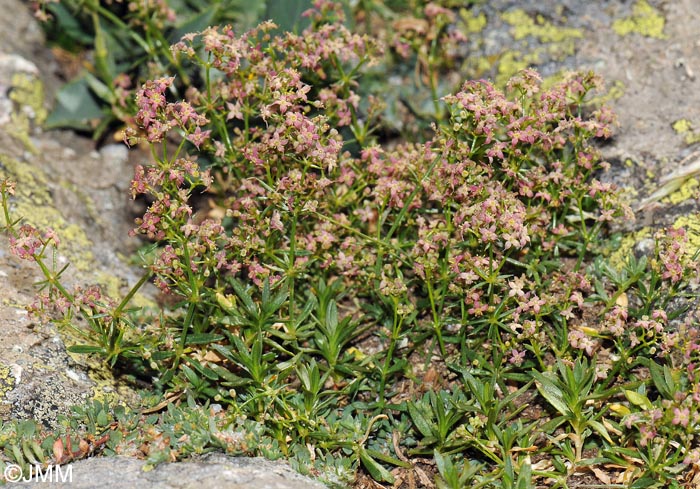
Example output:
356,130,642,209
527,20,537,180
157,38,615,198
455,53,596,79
21,453,326,489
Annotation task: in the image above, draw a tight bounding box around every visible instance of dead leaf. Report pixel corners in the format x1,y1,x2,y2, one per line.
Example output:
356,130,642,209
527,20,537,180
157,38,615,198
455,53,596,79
414,466,434,488
592,467,612,485
392,17,429,35
52,438,64,462
615,291,629,309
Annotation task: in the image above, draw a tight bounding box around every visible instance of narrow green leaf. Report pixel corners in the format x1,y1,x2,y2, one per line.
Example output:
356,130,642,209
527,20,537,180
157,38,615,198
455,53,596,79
230,279,257,316
182,365,202,386
83,71,114,104
184,333,225,345
359,448,395,483
188,358,220,381
531,371,570,417
364,448,412,469
587,419,613,444
407,400,435,439
68,345,105,354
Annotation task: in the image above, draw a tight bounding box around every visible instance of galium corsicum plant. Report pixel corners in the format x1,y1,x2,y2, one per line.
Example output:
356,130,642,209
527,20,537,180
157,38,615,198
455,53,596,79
5,1,700,486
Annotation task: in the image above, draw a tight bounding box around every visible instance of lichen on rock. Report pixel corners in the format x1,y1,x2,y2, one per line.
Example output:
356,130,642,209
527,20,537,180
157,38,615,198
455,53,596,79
612,0,666,39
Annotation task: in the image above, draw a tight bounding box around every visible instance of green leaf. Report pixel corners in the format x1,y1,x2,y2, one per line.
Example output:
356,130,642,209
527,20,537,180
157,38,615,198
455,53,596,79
630,476,657,489
359,448,395,483
265,0,313,34
531,370,570,417
92,13,116,81
151,351,176,361
586,419,613,444
46,3,94,46
364,448,412,469
170,6,217,43
230,279,257,316
83,71,114,104
45,77,105,131
638,358,678,400
188,358,220,381
434,450,453,480
407,400,435,439
68,345,105,354
624,390,653,411
184,333,225,345
182,365,202,386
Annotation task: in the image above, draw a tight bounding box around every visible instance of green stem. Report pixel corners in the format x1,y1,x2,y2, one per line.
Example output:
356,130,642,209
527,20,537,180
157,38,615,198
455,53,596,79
288,212,297,329
378,297,403,407
426,279,445,357
113,270,153,319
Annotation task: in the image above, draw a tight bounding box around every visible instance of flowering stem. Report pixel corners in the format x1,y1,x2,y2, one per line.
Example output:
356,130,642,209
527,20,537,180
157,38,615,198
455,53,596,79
384,151,443,242
378,296,403,408
312,211,411,268
34,254,73,302
288,211,298,329
112,270,153,320
425,279,445,357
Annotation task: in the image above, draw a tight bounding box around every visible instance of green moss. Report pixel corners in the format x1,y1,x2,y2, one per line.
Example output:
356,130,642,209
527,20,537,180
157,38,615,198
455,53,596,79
612,0,666,39
502,9,583,43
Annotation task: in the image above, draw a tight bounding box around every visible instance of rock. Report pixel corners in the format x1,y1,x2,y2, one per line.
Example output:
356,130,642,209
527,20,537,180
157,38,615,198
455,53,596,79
21,453,327,489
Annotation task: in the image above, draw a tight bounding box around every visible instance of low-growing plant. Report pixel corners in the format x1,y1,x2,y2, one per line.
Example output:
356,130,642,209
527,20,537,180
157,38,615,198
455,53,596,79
5,1,700,487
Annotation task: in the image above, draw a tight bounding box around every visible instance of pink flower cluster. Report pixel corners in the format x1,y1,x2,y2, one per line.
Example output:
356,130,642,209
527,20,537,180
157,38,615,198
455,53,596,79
8,224,59,261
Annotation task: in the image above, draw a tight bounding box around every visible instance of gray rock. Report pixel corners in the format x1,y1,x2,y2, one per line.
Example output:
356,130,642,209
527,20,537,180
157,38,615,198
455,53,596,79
20,453,326,489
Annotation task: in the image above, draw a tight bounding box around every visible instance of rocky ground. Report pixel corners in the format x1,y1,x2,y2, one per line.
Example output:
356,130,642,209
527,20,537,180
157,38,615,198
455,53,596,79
1,0,700,487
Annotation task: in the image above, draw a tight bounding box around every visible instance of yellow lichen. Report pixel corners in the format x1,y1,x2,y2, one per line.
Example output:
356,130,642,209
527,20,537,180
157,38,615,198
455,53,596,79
662,177,699,205
612,0,666,39
6,73,48,154
502,9,583,43
9,73,47,125
494,10,581,87
591,80,626,106
460,9,487,34
0,363,15,403
672,214,700,254
671,119,700,144
606,228,652,271
0,154,95,270
496,50,541,87
673,118,692,134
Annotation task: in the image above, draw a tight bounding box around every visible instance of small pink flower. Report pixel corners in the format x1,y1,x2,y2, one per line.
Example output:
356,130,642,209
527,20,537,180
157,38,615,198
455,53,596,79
672,407,690,427
187,127,211,149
